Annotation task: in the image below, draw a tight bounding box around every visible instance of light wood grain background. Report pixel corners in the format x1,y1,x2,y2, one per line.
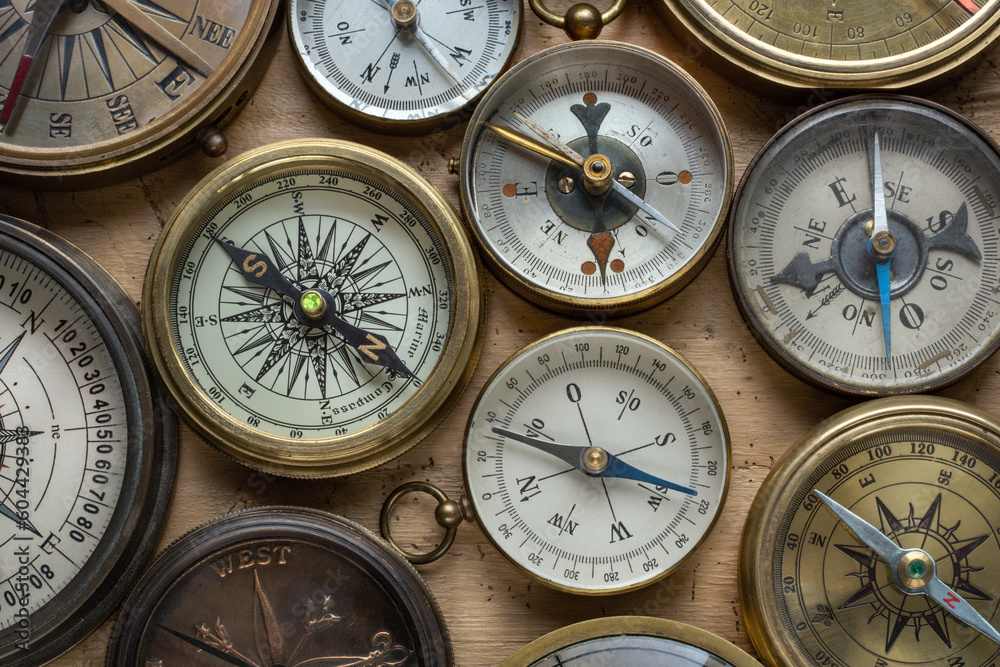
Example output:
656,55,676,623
6,0,1000,664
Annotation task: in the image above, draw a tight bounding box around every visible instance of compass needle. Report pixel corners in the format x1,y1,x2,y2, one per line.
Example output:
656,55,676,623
730,97,998,396
289,0,520,133
145,139,482,477
460,42,732,317
742,397,1000,664
382,327,729,594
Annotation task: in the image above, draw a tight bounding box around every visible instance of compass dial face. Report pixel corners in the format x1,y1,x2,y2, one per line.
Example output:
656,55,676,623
464,327,730,594
459,41,732,316
729,96,1000,396
0,216,173,665
288,0,521,132
656,0,1000,89
500,617,763,667
0,0,279,186
108,507,452,665
740,397,1000,667
145,139,482,476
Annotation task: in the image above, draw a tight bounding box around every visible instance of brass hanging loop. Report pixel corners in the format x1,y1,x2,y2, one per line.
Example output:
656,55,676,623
528,0,627,40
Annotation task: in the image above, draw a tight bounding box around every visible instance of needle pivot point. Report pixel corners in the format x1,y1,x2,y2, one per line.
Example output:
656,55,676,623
582,446,609,474
870,230,897,261
897,549,934,590
583,154,613,194
391,0,417,26
300,290,327,320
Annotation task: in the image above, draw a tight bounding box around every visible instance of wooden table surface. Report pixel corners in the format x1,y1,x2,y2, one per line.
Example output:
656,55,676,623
6,0,1000,664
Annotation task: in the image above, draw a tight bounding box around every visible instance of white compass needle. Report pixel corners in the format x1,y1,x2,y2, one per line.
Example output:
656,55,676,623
869,132,894,364
512,112,682,234
386,0,461,82
815,489,1000,647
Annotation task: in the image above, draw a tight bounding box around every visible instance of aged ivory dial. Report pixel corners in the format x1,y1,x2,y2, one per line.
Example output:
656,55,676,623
458,40,733,317
729,96,1000,396
0,215,174,665
143,139,483,477
288,0,521,133
463,327,730,594
740,397,1000,666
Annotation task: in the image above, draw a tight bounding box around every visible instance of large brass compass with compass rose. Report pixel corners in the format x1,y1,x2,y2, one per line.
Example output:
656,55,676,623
143,139,484,477
455,40,733,317
107,507,452,666
740,397,1000,666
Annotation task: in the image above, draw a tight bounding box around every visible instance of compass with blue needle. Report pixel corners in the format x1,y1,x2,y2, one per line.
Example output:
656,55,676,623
0,214,175,666
381,327,730,594
729,95,999,396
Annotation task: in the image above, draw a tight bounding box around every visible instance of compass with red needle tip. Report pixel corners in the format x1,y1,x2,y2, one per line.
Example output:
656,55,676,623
143,139,483,478
0,0,281,189
0,214,175,666
455,40,733,318
741,396,1000,666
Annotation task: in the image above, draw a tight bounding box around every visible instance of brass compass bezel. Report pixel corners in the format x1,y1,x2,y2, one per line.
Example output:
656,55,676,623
142,138,484,477
286,0,523,135
106,506,453,666
0,0,282,190
655,0,1000,92
500,616,763,666
462,326,732,595
739,396,1000,666
457,40,734,318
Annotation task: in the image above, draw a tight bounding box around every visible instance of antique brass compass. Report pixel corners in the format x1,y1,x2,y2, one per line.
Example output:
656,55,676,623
0,0,281,189
454,40,733,317
106,506,452,666
288,0,522,134
656,0,1000,91
728,96,1000,396
143,139,484,477
382,327,730,594
500,617,763,666
740,397,1000,666
0,215,175,665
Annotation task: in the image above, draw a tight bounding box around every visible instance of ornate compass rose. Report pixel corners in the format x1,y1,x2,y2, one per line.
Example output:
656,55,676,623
833,494,993,653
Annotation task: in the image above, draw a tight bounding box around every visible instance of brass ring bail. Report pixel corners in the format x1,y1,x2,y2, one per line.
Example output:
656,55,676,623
380,481,472,564
528,0,627,40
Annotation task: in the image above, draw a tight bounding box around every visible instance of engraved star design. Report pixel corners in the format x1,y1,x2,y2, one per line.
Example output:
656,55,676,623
832,494,993,653
219,217,407,400
163,570,413,666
